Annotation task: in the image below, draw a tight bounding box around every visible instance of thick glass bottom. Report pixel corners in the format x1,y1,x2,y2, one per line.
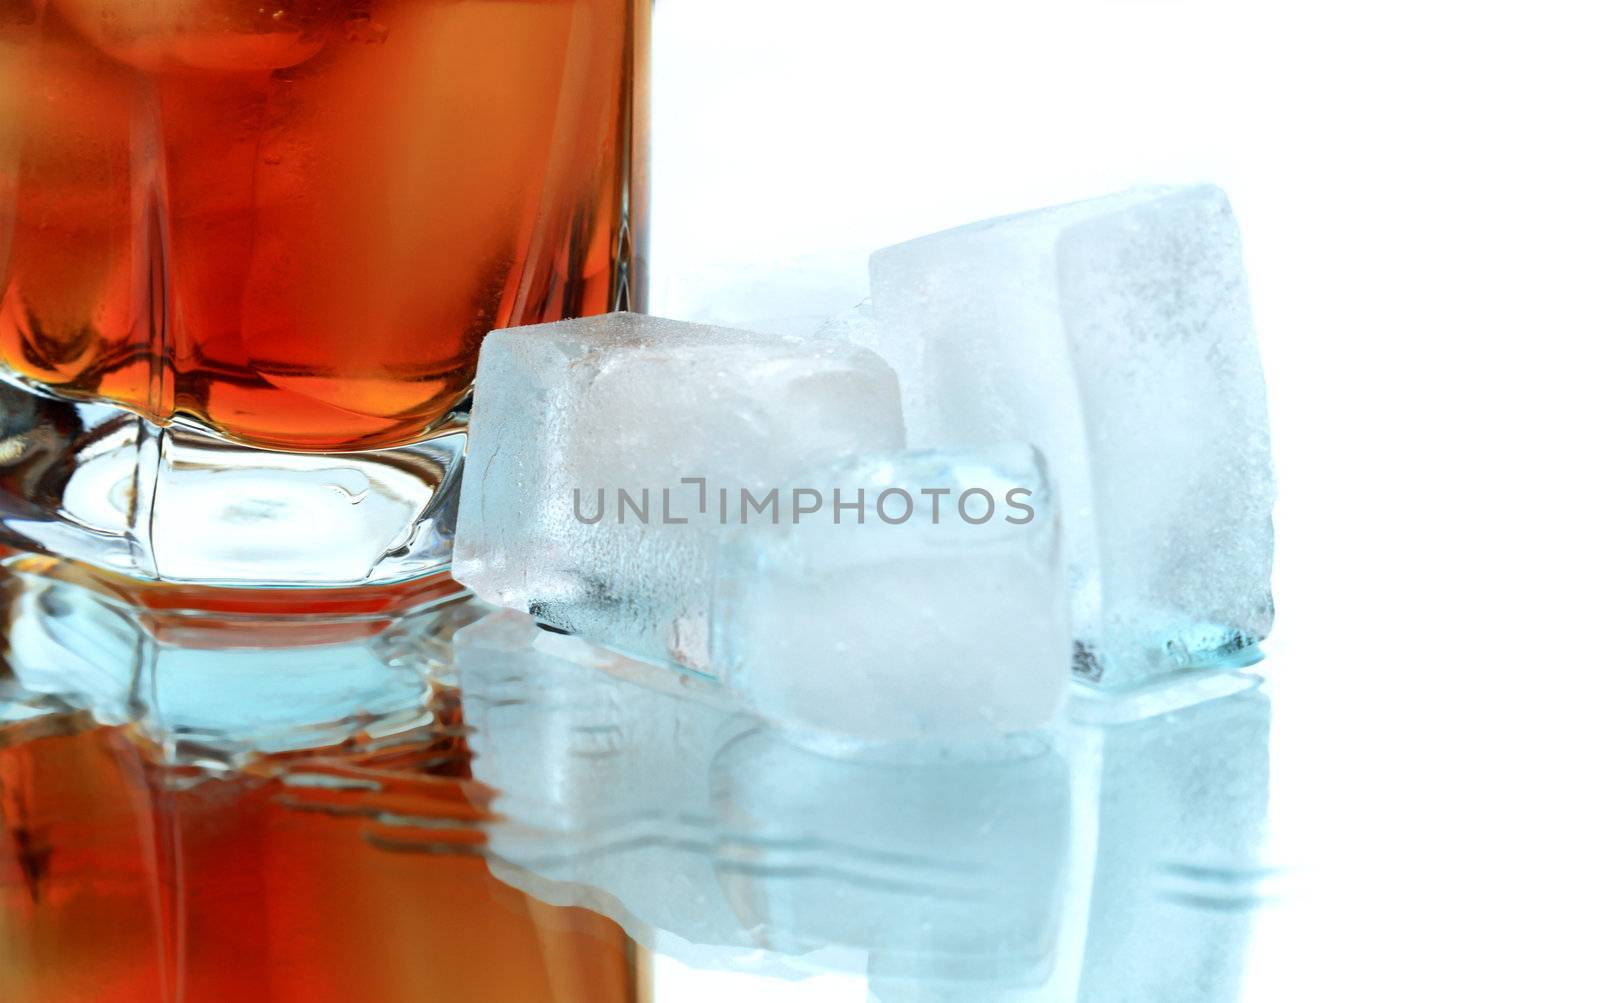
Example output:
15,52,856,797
0,381,463,588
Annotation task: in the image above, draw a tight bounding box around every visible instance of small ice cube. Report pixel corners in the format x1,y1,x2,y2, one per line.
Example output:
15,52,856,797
863,185,1275,687
454,311,905,672
53,0,334,72
710,443,1070,739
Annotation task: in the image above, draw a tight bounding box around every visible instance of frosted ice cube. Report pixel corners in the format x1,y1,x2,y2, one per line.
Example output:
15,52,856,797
863,185,1275,687
710,443,1069,740
455,311,905,672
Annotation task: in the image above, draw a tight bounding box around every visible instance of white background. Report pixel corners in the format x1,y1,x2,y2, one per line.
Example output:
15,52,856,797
650,2,1600,999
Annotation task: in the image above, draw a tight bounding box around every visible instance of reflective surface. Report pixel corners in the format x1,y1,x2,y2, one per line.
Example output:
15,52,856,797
0,559,1282,1002
0,563,644,1002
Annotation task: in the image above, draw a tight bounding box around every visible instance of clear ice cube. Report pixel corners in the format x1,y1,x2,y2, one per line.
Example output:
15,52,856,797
54,0,335,72
454,311,905,672
863,185,1275,687
1073,681,1272,1002
710,443,1071,740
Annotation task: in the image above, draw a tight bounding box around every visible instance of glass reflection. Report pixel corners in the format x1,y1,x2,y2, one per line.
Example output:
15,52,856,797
1,559,1276,1002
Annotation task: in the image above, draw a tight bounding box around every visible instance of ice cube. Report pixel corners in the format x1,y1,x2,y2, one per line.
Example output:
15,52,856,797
53,0,334,72
454,311,905,672
710,443,1069,740
863,185,1275,687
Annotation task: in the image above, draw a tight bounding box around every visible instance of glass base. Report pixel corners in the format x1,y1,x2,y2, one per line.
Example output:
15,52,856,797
0,382,463,587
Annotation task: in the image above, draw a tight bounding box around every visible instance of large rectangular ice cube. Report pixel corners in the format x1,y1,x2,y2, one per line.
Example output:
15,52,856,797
455,312,905,672
863,185,1275,687
710,443,1070,740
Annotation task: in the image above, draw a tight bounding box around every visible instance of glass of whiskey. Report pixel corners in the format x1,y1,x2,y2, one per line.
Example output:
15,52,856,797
0,0,647,587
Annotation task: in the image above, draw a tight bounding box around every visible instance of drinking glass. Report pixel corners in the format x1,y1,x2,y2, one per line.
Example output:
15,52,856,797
0,0,648,587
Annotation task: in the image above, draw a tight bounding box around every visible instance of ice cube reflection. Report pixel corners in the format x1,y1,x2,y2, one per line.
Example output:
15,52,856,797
462,612,1275,1001
0,558,1276,1001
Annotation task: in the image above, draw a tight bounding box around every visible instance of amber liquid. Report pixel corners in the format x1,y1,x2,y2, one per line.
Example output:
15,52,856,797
0,0,646,451
0,702,649,1002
